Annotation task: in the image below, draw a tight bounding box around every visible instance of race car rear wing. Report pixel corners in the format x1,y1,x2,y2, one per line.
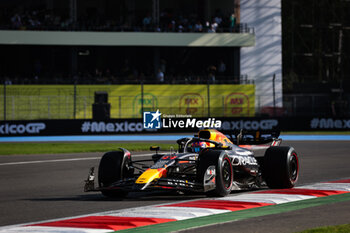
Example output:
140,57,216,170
225,129,281,145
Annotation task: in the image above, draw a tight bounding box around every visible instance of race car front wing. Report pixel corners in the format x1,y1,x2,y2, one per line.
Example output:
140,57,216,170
84,167,205,193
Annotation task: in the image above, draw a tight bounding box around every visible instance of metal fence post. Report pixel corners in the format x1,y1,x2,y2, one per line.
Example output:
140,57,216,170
141,81,144,118
153,95,155,110
222,96,225,117
84,96,87,119
119,96,121,118
73,83,77,119
30,96,33,119
207,81,210,117
11,96,15,120
48,96,51,119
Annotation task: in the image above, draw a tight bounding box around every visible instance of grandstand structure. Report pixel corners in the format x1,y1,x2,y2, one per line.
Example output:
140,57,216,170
1,0,278,120
2,0,348,121
0,0,254,83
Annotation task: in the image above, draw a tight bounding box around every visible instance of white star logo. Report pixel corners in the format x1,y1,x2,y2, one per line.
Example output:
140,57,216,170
151,110,161,122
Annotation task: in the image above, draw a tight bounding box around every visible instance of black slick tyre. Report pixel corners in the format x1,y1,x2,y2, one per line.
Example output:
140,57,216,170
263,146,299,189
98,151,132,197
197,151,233,197
214,154,234,196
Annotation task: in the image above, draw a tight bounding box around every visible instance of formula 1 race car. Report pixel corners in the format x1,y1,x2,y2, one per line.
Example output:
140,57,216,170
84,129,299,197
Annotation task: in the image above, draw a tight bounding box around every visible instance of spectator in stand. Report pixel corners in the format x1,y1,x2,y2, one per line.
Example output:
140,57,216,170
194,21,203,32
160,59,167,74
156,69,164,83
187,23,193,32
207,65,216,83
208,73,215,84
5,6,239,33
178,24,184,32
218,60,226,74
230,13,236,32
214,16,222,31
28,10,41,28
142,14,152,31
170,20,176,32
95,68,106,84
211,21,218,32
11,13,22,29
204,21,211,32
214,16,222,25
4,77,12,85
104,68,114,84
207,65,216,75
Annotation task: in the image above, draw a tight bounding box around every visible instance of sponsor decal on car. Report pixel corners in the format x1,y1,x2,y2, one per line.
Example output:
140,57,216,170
231,155,258,166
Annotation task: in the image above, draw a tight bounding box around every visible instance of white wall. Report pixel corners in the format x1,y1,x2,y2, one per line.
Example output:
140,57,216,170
240,0,283,108
0,30,255,47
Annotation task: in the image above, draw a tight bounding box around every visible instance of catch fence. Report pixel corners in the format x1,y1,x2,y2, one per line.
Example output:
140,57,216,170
0,84,256,120
2,83,349,120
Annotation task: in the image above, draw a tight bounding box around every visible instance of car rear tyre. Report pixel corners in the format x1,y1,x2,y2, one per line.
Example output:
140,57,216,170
263,146,299,189
98,150,133,197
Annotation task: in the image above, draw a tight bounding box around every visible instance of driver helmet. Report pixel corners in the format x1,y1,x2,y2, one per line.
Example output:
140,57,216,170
192,141,207,152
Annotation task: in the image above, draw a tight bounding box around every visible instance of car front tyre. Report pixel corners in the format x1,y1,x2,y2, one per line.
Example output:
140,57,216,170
214,154,234,197
98,151,130,198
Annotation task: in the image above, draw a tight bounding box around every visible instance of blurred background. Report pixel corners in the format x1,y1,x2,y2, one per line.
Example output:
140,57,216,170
0,0,349,125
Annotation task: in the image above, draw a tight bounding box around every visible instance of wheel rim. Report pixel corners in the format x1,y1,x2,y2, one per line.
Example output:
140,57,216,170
222,158,233,190
289,153,298,182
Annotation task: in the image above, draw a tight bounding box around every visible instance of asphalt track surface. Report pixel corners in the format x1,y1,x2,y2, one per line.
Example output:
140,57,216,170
0,141,350,232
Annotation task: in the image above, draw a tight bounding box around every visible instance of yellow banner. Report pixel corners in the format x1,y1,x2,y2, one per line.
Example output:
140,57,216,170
209,85,255,117
1,84,255,120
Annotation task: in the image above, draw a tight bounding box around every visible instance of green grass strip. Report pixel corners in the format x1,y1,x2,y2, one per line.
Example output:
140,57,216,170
0,143,177,155
117,193,350,233
296,223,350,233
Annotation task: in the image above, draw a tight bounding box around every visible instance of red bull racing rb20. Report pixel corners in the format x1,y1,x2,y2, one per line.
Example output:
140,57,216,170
84,129,299,197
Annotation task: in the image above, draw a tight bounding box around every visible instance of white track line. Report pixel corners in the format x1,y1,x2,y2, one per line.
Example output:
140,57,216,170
0,153,154,166
0,157,100,166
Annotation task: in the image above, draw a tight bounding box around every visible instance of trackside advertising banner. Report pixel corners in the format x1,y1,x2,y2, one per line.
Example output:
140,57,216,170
0,84,255,120
1,117,350,136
